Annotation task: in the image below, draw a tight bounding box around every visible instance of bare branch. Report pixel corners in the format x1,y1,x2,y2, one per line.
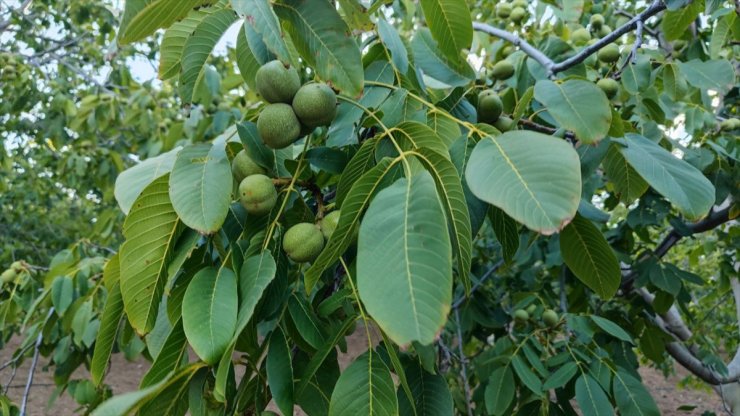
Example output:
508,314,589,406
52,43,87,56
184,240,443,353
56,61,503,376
454,309,473,416
0,0,32,33
732,279,740,339
472,22,555,75
452,259,503,309
624,20,644,68
20,308,53,416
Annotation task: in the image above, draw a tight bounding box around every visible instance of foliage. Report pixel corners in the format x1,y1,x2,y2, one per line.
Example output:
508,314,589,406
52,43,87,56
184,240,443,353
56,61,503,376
1,0,738,415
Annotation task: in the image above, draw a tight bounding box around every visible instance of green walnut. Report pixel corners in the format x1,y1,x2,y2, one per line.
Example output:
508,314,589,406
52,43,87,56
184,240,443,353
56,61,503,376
511,0,527,8
1,269,16,284
292,83,337,128
597,78,619,99
283,223,325,263
231,150,265,183
10,261,23,273
597,43,620,63
477,90,503,124
501,45,514,58
255,60,301,104
590,13,604,30
491,60,515,80
720,118,740,131
542,309,559,327
496,2,512,18
257,103,302,149
510,6,526,23
494,116,515,132
239,174,277,216
598,25,613,37
319,210,341,240
514,309,529,322
571,28,591,45
525,304,537,316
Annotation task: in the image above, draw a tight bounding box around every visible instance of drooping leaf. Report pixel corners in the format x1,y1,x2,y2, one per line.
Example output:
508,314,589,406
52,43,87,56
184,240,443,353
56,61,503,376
678,59,736,94
710,13,736,59
91,283,124,386
328,351,398,416
267,328,294,415
273,0,363,96
419,0,472,61
233,0,292,64
114,147,180,215
466,131,581,234
488,207,519,263
235,20,273,91
235,250,277,335
358,171,452,346
169,142,232,234
377,18,409,73
602,144,648,203
120,175,184,334
51,276,74,316
661,0,702,41
512,355,542,394
575,374,614,416
613,134,715,220
179,9,238,102
542,361,578,390
140,319,188,388
118,0,208,45
484,366,515,416
591,316,633,343
612,369,660,416
560,214,621,300
159,9,210,79
411,28,475,87
335,137,379,207
397,362,453,416
533,79,611,144
182,267,238,364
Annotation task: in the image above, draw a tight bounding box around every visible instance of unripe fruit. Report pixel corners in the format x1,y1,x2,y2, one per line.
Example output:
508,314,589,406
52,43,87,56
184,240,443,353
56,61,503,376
542,309,559,327
232,150,265,183
1,269,16,284
319,210,341,240
510,7,526,23
292,83,337,128
491,60,515,80
597,78,619,99
496,2,512,19
501,45,514,58
477,90,503,124
571,28,591,45
514,309,529,322
525,304,537,316
672,39,687,50
494,116,515,132
597,44,620,63
283,223,325,263
257,103,302,149
239,174,277,216
720,118,740,131
10,261,23,273
598,25,612,37
255,60,301,104
512,0,527,8
590,14,604,30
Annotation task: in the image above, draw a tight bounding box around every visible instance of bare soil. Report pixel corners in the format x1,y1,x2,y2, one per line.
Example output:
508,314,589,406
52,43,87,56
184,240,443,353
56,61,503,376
0,329,725,415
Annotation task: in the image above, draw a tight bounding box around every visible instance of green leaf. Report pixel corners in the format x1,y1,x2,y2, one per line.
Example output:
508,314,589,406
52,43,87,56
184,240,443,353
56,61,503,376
91,283,124,386
484,366,515,416
591,316,633,343
533,79,611,144
711,13,736,59
560,214,621,300
613,134,715,220
179,9,238,103
233,0,292,64
305,158,398,292
398,362,453,416
488,207,519,263
426,111,460,147
169,142,232,234
575,374,614,416
411,28,475,87
411,147,472,290
512,355,542,394
391,121,449,160
120,175,184,334
159,9,209,79
648,262,682,296
296,316,358,396
236,250,277,335
236,121,275,172
267,328,294,416
182,267,238,364
235,21,271,91
336,0,373,31
377,19,409,73
119,0,207,45
542,361,578,390
51,276,74,316
328,351,398,416
466,131,581,234
358,172,452,346
103,254,120,291
621,55,651,94
678,59,736,94
661,63,687,101
613,369,660,416
336,137,379,207
661,1,702,41
419,0,472,61
273,0,363,97
602,144,648,204
114,147,180,215
288,294,325,349
140,319,188,387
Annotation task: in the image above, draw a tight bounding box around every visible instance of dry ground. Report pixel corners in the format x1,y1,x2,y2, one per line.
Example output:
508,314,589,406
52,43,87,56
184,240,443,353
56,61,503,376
0,330,725,415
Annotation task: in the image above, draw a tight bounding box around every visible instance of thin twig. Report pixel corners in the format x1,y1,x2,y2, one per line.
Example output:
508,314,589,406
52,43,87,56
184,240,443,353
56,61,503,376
0,342,35,372
622,20,644,69
559,266,568,313
454,309,473,416
20,308,53,416
472,22,555,75
452,259,503,309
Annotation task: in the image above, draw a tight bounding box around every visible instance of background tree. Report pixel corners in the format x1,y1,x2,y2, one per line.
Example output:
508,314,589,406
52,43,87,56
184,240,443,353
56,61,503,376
0,0,738,415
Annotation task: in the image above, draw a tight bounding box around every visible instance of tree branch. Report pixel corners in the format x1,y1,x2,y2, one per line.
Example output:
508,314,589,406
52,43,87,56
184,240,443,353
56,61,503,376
0,0,32,33
454,309,473,416
472,22,555,75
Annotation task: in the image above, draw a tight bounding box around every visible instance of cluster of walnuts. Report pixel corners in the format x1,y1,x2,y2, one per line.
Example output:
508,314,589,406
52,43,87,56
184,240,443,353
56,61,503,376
232,60,341,264
476,60,515,131
1,261,26,285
